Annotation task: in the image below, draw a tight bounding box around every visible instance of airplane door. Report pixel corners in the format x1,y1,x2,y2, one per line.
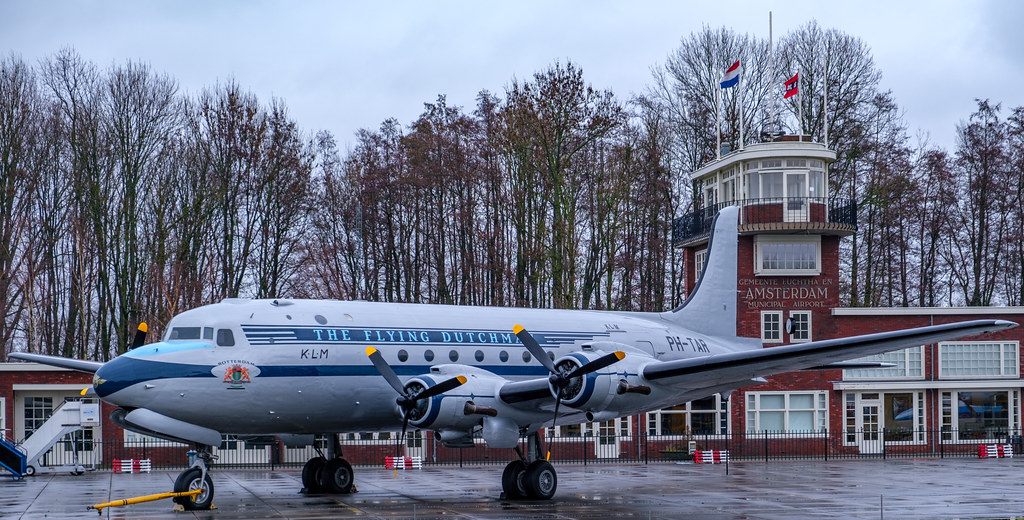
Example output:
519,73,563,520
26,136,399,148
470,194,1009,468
856,394,883,454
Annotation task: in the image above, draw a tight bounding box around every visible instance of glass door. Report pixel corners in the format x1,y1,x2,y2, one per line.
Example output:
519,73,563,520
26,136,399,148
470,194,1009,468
856,394,883,454
785,171,808,222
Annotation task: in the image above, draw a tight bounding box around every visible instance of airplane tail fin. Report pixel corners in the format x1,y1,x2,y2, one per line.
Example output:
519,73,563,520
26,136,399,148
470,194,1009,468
663,206,739,338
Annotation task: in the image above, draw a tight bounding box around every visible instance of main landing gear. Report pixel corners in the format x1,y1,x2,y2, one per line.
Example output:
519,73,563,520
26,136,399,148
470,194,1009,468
173,446,216,510
501,432,557,500
301,434,356,494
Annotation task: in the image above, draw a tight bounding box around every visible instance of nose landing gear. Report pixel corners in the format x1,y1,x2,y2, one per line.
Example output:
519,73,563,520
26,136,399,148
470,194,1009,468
172,447,216,510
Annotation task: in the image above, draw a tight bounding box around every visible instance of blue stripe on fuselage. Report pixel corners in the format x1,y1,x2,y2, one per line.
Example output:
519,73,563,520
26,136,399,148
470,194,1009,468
94,355,550,397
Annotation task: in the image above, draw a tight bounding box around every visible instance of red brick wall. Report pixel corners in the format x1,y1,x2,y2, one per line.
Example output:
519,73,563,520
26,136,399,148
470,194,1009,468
0,369,93,439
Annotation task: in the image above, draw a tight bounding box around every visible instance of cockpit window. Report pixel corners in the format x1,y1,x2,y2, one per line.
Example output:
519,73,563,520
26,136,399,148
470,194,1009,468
217,329,236,347
203,327,214,340
168,327,202,341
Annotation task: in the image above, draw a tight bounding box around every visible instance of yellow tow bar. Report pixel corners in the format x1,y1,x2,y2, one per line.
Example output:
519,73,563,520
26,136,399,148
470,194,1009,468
88,489,202,513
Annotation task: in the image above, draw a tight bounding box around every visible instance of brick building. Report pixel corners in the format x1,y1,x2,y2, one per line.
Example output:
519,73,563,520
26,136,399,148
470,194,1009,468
670,137,1024,454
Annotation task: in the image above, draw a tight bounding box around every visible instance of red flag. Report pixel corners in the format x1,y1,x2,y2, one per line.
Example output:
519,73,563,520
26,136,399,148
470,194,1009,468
784,73,798,99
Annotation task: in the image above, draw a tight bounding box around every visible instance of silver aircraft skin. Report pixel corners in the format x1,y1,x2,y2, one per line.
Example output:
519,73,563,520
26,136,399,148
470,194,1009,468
11,206,1018,506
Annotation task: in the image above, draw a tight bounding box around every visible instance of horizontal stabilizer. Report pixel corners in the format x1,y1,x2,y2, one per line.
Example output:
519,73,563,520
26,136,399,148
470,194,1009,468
8,352,103,374
643,319,1017,384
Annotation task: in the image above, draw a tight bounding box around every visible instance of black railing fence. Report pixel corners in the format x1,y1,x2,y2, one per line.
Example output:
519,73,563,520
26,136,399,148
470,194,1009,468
17,429,1021,471
672,198,858,245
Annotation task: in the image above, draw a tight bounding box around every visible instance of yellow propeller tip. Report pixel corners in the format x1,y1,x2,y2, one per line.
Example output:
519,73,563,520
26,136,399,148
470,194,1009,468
513,324,524,334
614,351,625,360
138,322,148,333
456,376,468,384
366,346,377,356
80,388,88,396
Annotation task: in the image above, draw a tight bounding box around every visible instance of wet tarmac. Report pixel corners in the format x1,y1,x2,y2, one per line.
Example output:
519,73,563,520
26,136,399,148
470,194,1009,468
4,458,1024,519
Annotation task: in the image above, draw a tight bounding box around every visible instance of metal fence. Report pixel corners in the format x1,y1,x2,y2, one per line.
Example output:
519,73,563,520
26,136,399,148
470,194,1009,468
672,197,858,245
21,429,1022,472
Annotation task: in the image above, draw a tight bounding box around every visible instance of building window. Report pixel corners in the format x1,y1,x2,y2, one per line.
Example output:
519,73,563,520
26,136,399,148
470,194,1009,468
124,430,187,446
24,397,52,435
844,347,924,380
788,311,811,342
939,342,1019,379
761,311,782,343
940,390,1019,442
754,236,821,275
693,249,707,281
647,396,729,436
843,391,926,445
549,417,632,439
746,391,828,433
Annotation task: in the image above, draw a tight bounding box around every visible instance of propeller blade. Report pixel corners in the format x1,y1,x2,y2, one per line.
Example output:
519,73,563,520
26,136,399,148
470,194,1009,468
565,351,625,380
513,324,556,373
129,323,148,350
366,346,406,395
414,375,467,401
398,411,411,458
547,391,562,461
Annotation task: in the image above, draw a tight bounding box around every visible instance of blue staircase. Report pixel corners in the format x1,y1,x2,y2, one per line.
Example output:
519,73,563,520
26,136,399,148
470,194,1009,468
0,434,26,479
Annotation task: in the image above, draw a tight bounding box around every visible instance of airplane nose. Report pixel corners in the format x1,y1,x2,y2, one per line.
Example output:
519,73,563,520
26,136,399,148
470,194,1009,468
93,355,135,400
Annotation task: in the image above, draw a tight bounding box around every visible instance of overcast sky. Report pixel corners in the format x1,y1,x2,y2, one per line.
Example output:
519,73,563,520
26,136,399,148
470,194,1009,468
3,1,1022,153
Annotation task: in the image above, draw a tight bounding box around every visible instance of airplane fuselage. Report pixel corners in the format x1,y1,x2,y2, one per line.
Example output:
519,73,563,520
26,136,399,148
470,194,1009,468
94,299,742,435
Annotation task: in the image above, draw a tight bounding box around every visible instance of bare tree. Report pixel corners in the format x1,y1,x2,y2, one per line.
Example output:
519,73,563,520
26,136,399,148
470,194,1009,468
946,100,1012,306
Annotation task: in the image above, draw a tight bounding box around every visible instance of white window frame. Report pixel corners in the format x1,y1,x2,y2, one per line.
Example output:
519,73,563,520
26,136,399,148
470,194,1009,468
843,346,925,380
940,389,1020,443
647,396,730,437
693,249,707,281
938,341,1020,379
788,310,812,343
746,391,829,434
754,235,821,276
0,397,5,439
124,430,188,447
761,311,783,343
842,391,927,446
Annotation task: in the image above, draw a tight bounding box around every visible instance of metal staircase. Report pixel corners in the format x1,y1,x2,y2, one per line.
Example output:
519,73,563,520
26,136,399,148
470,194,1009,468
0,433,26,479
2,399,100,478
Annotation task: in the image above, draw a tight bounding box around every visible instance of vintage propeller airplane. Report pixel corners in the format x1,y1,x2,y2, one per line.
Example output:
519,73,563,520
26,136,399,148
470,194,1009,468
9,207,1016,508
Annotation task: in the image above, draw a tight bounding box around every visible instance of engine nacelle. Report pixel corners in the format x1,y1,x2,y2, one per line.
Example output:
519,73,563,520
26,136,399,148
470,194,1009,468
552,350,655,413
404,365,506,433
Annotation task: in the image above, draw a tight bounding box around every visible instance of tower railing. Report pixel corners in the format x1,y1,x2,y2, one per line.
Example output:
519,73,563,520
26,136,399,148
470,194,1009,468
673,197,857,246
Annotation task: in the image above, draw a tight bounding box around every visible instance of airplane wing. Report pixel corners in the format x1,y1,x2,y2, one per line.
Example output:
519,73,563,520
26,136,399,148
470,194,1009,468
8,352,104,373
643,319,1016,386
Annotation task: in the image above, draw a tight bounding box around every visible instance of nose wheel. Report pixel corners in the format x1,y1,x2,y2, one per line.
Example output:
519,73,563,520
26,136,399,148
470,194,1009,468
173,447,216,510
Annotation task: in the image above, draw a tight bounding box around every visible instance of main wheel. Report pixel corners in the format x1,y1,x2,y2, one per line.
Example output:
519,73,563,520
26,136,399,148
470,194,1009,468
501,460,528,499
322,457,354,494
301,456,326,493
523,460,557,500
173,467,215,510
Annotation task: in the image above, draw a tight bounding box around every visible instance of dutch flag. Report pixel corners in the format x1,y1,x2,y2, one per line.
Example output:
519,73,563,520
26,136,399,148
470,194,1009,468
720,60,740,89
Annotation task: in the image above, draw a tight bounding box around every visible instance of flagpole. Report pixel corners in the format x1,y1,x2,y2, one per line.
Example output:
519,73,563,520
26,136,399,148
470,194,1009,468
739,64,744,150
769,11,775,141
716,79,721,160
798,68,803,141
823,60,829,148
